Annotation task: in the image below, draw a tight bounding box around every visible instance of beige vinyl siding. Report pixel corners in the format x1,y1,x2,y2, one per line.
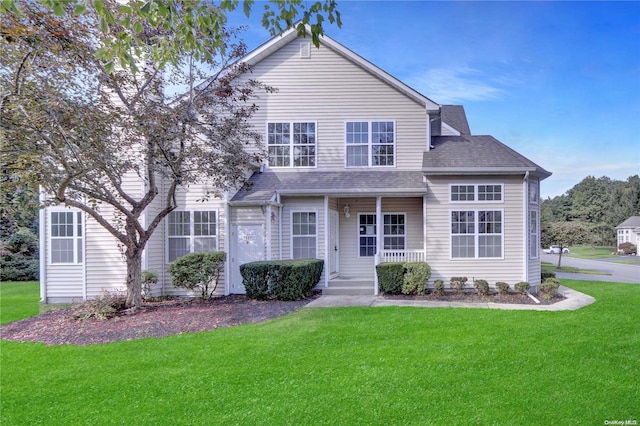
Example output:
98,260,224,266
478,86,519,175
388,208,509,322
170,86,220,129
426,176,526,285
244,39,428,170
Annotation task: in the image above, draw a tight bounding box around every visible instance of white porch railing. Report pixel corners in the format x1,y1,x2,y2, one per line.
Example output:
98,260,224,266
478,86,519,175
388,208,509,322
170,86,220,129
379,250,426,263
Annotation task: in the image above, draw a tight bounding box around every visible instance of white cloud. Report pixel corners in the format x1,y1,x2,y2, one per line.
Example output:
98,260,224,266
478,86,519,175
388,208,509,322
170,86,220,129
407,67,506,103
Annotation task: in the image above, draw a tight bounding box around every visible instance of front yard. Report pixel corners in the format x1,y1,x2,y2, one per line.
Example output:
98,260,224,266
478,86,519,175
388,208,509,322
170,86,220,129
1,279,638,424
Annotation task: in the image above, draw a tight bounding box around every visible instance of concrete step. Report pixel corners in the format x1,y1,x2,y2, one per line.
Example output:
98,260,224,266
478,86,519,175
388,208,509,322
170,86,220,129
323,280,374,296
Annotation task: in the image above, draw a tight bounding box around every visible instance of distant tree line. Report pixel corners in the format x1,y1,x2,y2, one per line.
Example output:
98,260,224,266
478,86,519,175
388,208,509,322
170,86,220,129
541,175,640,247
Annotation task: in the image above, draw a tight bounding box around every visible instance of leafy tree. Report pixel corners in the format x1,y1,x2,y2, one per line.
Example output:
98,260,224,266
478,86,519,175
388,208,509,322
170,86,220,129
545,221,591,268
1,1,340,308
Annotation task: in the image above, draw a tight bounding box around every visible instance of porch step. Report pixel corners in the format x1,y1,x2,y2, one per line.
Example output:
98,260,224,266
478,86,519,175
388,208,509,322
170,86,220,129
323,279,375,296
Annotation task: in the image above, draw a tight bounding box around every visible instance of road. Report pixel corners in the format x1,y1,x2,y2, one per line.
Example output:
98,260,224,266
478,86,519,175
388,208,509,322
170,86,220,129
541,253,640,284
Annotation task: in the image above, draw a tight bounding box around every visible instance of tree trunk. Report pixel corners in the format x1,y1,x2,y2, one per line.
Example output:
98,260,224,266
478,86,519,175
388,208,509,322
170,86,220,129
557,250,563,269
125,250,143,308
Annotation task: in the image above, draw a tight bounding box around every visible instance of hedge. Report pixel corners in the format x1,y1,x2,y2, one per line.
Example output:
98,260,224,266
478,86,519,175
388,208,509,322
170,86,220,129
240,258,324,301
376,262,431,295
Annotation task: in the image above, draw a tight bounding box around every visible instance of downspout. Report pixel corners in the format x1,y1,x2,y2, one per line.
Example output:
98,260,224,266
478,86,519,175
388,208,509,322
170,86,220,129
278,193,283,260
523,171,530,283
82,210,87,301
38,188,46,303
266,203,272,261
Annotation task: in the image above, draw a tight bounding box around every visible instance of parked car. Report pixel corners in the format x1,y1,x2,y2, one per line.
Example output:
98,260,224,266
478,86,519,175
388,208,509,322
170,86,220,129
543,245,570,254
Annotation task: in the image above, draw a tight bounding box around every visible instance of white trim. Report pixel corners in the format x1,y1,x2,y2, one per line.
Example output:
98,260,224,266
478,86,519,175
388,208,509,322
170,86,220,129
344,120,397,168
449,183,504,204
266,121,318,169
289,209,319,260
423,195,428,259
38,188,46,302
224,193,231,295
449,208,505,260
324,197,329,287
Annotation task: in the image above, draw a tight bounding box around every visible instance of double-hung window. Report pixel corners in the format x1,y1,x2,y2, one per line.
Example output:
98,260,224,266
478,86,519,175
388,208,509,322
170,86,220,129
529,210,539,259
167,210,217,262
358,213,406,257
451,210,503,259
50,211,83,264
292,212,317,259
346,121,395,167
267,122,316,167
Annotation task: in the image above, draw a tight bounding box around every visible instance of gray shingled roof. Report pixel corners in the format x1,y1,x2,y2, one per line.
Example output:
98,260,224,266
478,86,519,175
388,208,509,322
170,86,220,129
231,170,427,203
441,105,471,135
616,216,640,229
423,135,552,178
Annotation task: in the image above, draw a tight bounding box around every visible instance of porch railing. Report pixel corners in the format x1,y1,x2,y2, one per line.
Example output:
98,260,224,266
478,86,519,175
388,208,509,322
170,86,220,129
379,249,426,263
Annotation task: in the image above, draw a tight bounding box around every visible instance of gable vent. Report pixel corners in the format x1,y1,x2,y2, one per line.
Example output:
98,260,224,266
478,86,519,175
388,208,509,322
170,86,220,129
300,42,311,59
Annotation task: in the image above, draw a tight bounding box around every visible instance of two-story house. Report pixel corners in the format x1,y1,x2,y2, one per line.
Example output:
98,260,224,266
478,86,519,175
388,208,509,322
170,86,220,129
39,27,551,303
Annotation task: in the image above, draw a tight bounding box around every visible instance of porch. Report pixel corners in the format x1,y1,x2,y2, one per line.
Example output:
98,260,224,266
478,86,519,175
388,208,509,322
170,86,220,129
324,249,427,295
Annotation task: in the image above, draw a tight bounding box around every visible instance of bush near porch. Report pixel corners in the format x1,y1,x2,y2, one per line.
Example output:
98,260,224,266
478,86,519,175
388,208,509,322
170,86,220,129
241,258,324,301
377,262,431,295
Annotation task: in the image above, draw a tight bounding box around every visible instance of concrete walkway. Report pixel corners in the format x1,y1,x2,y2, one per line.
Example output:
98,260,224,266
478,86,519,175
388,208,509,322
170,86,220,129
305,286,595,311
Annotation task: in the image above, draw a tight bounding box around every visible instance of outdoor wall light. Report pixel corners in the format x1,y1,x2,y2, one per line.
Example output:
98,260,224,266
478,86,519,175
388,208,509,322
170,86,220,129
343,204,350,218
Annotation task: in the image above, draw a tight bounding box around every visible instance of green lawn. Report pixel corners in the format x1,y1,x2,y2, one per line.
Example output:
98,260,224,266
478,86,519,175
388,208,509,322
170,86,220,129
541,261,610,276
0,281,40,325
565,245,617,259
2,280,639,424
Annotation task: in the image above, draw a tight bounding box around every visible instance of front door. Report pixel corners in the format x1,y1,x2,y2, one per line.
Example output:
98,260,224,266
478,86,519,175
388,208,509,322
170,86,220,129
231,224,264,294
329,210,339,276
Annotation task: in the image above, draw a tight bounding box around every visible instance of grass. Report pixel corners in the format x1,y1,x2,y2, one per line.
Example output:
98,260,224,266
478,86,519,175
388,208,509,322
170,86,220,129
0,281,40,325
541,261,610,276
565,245,617,259
2,280,639,424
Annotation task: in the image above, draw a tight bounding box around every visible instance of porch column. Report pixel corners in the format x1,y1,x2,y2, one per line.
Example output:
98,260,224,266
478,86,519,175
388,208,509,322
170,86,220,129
324,196,329,288
423,194,428,261
375,196,382,295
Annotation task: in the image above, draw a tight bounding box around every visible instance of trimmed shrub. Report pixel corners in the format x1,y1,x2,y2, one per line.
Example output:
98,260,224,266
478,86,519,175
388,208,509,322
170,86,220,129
168,251,226,299
70,291,126,320
141,270,158,301
541,271,556,281
450,277,468,294
376,263,405,295
473,279,490,296
538,280,560,300
514,282,531,294
433,279,445,296
496,282,510,295
401,262,431,295
618,242,637,255
241,259,324,301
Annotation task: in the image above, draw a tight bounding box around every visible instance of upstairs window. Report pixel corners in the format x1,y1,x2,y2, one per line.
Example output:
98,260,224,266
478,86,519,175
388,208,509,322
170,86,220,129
450,184,503,203
167,210,217,262
50,211,83,264
346,121,395,167
267,122,316,167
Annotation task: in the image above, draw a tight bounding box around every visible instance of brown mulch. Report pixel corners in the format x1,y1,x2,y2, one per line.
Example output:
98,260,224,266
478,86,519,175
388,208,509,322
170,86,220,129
1,292,564,347
0,295,316,347
384,292,565,305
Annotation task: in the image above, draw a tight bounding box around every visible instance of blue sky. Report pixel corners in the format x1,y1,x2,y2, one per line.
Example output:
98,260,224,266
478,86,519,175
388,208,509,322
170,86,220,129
226,1,640,199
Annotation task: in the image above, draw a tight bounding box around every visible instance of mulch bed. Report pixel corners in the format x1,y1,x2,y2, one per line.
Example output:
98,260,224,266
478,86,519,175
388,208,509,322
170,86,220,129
1,292,564,347
384,291,565,305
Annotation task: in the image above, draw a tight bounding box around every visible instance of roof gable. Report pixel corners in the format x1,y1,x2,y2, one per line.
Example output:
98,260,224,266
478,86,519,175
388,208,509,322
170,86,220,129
240,26,440,111
617,216,640,228
441,105,471,135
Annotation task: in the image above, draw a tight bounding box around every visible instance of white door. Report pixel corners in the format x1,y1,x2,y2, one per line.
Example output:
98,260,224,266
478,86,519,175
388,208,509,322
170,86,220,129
329,210,339,276
231,224,264,294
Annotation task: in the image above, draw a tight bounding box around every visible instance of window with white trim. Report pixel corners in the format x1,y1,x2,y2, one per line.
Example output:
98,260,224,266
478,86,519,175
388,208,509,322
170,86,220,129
50,211,83,264
451,210,503,259
529,210,539,258
359,213,407,257
167,210,217,262
346,121,395,167
528,180,539,204
267,122,316,167
450,184,503,203
383,214,406,250
292,212,317,259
